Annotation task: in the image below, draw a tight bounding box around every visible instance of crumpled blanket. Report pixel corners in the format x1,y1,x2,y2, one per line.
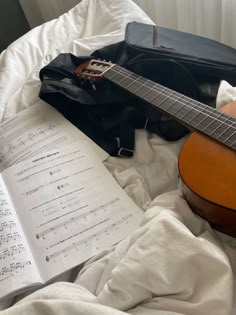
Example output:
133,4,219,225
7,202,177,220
0,1,236,314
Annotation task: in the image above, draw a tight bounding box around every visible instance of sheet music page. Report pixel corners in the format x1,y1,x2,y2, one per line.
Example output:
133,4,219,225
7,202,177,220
2,141,143,282
0,101,108,172
0,176,41,299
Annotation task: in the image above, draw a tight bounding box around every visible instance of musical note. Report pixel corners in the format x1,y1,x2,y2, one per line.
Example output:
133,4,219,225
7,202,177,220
45,214,131,262
36,198,119,240
49,169,61,176
0,244,25,260
0,261,31,277
0,221,16,232
57,183,69,190
28,133,36,141
0,200,8,207
49,124,56,131
0,232,21,245
0,209,12,218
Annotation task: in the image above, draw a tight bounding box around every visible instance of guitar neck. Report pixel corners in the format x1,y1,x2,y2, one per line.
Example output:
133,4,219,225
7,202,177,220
104,64,236,150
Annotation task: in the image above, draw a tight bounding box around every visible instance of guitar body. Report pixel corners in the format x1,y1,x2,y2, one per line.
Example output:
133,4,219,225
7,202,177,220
179,101,236,237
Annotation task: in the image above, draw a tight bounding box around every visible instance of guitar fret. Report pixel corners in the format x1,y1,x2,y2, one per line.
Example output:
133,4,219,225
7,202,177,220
182,105,203,125
200,118,223,134
164,95,194,117
179,109,202,125
230,138,236,149
199,112,218,132
114,71,137,86
220,126,234,141
208,116,236,144
208,115,231,135
224,130,236,143
148,87,168,103
126,75,142,88
117,72,132,84
107,71,127,84
209,123,231,139
107,69,120,80
135,84,159,102
174,106,194,121
152,91,176,110
225,132,236,150
133,80,149,93
127,79,148,94
216,128,235,143
169,102,186,116
159,91,179,110
193,111,211,128
197,118,216,133
141,82,158,98
117,75,142,93
174,99,193,119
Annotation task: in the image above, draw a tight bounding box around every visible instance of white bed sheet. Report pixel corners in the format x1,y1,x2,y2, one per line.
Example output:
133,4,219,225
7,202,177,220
0,1,236,314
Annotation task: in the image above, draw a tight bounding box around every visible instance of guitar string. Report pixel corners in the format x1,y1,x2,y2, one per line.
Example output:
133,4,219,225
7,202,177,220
109,65,235,123
106,66,236,134
109,65,230,121
109,66,236,147
84,62,235,128
108,66,236,146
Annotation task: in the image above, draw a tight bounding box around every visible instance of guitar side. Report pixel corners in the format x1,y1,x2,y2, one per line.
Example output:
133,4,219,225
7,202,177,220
179,101,236,237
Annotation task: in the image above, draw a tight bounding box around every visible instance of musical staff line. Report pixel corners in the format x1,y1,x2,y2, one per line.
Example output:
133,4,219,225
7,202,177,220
6,124,56,156
31,188,84,211
12,136,66,167
45,214,132,262
36,198,119,239
39,204,88,228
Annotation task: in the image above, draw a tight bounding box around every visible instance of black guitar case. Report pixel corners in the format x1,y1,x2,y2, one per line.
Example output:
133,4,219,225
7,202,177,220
39,22,236,157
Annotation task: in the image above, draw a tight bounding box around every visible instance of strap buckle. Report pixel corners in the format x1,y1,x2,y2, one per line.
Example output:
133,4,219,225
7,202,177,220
117,147,134,157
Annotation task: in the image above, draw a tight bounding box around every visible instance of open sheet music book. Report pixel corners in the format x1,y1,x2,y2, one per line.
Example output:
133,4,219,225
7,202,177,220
0,140,143,299
0,103,143,299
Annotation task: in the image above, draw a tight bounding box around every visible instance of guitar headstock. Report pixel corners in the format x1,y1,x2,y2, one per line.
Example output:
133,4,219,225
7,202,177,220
74,59,114,81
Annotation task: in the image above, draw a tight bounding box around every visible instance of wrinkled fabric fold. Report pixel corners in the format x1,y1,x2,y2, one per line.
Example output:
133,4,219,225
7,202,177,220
0,1,236,314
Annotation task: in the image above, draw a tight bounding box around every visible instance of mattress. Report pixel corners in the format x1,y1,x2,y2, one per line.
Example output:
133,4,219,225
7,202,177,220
0,0,235,314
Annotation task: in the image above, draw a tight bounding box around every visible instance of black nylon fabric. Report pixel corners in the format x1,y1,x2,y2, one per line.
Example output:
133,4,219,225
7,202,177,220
39,22,236,157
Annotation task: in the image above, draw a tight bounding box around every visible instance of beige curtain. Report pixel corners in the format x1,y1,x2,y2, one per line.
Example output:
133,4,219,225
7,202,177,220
133,0,236,48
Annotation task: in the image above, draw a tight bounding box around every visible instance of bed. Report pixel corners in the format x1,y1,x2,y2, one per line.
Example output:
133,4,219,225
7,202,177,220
0,0,236,314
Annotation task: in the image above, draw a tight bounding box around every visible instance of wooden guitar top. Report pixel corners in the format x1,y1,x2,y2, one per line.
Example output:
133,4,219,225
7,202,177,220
179,101,236,236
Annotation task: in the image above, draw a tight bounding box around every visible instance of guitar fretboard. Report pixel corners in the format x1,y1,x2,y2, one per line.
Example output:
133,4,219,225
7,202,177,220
104,64,236,151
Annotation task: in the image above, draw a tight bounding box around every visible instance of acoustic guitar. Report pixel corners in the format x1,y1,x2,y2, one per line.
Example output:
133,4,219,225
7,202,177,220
75,59,236,237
